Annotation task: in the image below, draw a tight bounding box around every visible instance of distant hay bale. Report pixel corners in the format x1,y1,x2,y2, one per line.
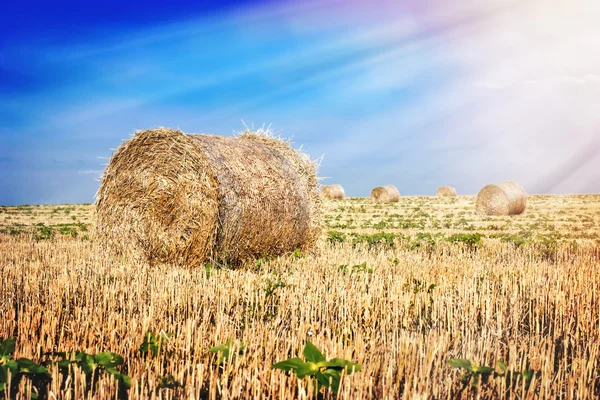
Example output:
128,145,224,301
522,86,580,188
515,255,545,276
321,184,345,200
370,185,400,203
436,186,457,197
96,127,322,266
475,180,526,216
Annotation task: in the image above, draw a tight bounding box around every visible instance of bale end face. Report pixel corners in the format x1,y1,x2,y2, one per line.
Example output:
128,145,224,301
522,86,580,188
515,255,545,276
370,185,400,203
321,184,345,200
475,180,526,216
436,186,457,197
95,127,219,265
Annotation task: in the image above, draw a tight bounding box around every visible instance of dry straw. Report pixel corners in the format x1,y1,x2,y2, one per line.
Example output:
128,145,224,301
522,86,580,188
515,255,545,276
436,186,457,197
320,184,345,200
475,180,526,215
370,185,400,203
95,127,322,266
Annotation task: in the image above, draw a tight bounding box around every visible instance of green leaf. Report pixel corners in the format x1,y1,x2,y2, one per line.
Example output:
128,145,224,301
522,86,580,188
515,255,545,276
94,352,124,368
0,367,7,386
139,332,157,356
30,392,39,399
77,353,96,374
303,341,326,363
316,369,342,393
271,358,305,372
106,369,131,389
0,338,15,357
16,359,49,375
473,365,495,375
157,374,183,390
294,362,319,378
5,360,19,374
208,339,244,365
448,358,473,371
521,369,534,382
498,360,507,373
120,374,132,389
140,331,172,357
326,358,362,374
208,344,229,353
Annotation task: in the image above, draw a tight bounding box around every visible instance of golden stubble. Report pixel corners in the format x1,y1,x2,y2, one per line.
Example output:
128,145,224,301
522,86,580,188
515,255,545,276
0,194,599,399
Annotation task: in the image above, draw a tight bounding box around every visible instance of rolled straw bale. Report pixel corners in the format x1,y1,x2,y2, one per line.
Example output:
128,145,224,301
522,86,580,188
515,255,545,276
370,185,400,203
320,184,345,200
95,127,322,266
475,180,526,216
436,186,457,197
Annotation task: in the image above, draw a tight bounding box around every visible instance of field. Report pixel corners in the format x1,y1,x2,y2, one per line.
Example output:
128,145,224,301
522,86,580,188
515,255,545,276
1,194,599,399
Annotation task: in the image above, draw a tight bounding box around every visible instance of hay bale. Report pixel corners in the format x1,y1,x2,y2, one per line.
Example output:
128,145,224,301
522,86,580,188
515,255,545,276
96,127,322,266
320,184,345,200
436,186,457,197
370,185,400,203
475,180,526,216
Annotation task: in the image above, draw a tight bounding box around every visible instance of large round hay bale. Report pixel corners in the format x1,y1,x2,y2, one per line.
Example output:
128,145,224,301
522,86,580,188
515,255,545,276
436,186,457,197
370,185,400,203
96,127,322,266
475,180,526,216
320,184,345,200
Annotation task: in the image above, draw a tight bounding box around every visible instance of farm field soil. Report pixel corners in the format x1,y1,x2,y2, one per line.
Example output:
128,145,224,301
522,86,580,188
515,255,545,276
1,195,599,399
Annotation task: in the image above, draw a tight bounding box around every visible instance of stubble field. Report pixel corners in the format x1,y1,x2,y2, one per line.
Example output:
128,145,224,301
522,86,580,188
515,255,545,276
1,194,599,399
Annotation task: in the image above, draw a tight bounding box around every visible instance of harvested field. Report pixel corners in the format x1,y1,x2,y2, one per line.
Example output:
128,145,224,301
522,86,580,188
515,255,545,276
1,194,600,399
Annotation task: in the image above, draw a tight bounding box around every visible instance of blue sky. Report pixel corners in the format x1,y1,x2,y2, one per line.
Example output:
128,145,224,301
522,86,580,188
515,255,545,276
1,0,599,205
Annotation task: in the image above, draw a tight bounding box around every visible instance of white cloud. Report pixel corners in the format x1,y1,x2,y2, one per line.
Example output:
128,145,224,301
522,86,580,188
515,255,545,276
425,0,600,194
524,74,600,86
472,81,504,89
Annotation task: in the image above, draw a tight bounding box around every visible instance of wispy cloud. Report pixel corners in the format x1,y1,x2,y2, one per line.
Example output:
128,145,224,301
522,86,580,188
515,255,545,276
472,81,504,89
1,0,599,204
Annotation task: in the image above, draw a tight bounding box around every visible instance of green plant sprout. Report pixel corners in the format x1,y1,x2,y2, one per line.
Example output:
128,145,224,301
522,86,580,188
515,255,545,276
448,358,535,388
0,337,50,399
208,339,246,365
51,350,131,395
271,341,362,394
2,336,130,399
338,262,373,274
139,331,173,357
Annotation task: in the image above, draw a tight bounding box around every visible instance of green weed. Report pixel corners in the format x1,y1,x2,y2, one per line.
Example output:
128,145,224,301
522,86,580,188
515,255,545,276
272,341,361,395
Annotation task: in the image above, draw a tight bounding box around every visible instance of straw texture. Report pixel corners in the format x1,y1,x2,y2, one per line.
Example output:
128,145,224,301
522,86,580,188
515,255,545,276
475,180,527,216
436,186,457,197
370,185,400,203
320,184,345,200
96,127,322,266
